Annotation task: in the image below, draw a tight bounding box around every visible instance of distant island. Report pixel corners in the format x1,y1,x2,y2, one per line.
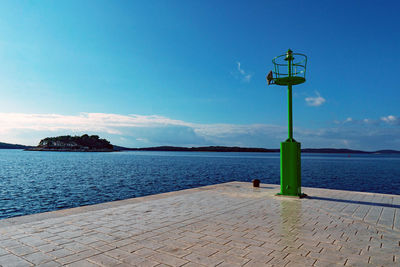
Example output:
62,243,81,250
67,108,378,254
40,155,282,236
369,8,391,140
117,146,400,154
0,139,398,154
26,134,114,152
0,142,31,150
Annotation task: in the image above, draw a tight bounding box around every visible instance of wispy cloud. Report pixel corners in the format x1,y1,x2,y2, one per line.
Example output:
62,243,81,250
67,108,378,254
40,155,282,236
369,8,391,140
381,115,398,124
305,91,326,106
236,62,252,82
0,112,284,147
338,117,380,125
0,113,181,134
0,113,192,135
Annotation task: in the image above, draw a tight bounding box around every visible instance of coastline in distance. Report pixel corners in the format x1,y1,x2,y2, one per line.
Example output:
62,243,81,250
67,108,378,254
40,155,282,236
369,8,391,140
1,135,399,154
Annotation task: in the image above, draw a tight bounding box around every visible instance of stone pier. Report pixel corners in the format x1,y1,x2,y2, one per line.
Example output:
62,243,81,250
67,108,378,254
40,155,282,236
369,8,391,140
0,182,399,266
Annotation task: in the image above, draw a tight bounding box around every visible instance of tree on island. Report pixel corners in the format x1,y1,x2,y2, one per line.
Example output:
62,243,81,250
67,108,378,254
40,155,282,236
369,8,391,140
38,134,113,150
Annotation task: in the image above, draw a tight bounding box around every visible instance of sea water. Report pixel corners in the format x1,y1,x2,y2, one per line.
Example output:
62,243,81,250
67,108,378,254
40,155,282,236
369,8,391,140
0,149,399,219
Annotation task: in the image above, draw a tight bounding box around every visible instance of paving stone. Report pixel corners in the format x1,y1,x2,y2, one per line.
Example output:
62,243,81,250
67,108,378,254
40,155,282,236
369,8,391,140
226,247,250,258
7,244,38,256
18,236,49,247
0,238,22,248
119,242,143,253
308,251,347,265
243,259,272,266
0,253,33,267
114,263,133,267
56,249,101,264
201,243,229,254
98,244,120,253
244,251,273,263
51,238,74,246
225,240,250,249
87,253,123,266
261,242,287,252
134,247,157,257
186,244,218,257
369,253,396,266
148,251,188,266
46,247,76,258
180,263,200,267
23,251,54,265
157,245,191,258
216,261,243,267
66,259,100,267
62,242,89,252
183,252,223,266
137,239,166,250
111,238,135,248
161,239,194,250
344,255,370,266
210,251,251,265
36,261,62,267
123,254,159,266
104,248,132,260
264,256,290,266
313,258,345,266
0,247,8,256
284,253,317,265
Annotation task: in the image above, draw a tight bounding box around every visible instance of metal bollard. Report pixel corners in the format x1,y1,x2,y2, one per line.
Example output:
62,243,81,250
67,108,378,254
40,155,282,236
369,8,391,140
252,179,260,187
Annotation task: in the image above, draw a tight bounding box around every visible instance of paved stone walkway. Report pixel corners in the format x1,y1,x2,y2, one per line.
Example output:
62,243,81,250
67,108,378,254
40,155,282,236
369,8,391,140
0,182,399,266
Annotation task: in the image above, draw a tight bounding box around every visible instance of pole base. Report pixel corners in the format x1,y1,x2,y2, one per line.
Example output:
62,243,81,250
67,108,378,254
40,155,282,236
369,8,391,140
280,141,301,196
276,192,308,199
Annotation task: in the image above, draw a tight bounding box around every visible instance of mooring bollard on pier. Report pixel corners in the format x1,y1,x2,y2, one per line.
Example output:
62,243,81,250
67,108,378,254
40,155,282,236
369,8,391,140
252,179,260,187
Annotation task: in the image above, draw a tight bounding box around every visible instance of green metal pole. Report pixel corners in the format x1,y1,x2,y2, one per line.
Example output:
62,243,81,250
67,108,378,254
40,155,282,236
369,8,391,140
287,50,293,142
288,84,293,141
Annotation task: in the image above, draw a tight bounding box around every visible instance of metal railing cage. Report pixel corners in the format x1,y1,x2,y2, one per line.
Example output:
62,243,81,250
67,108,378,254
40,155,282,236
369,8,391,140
272,53,307,86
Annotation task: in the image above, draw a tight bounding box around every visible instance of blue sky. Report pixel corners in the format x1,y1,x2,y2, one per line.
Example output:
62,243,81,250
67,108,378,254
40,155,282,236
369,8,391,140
0,0,399,150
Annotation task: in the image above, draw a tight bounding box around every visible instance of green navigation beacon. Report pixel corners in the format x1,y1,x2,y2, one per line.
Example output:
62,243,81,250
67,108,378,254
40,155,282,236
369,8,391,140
267,49,307,197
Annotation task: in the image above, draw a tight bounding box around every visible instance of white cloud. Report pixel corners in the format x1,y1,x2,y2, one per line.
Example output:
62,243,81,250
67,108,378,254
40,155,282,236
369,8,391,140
0,112,283,147
339,117,387,125
0,113,189,133
362,118,379,125
237,62,245,75
381,115,398,124
342,139,349,147
0,112,399,150
305,91,326,106
236,62,252,82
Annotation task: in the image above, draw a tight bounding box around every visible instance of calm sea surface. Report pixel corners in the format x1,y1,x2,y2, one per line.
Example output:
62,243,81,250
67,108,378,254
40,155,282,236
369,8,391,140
0,149,399,219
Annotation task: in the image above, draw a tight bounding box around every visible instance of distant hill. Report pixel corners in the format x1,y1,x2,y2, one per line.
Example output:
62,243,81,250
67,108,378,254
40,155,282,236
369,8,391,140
119,146,400,154
301,148,369,154
125,146,278,152
302,148,400,154
0,142,31,149
2,141,399,154
26,134,114,152
374,150,400,154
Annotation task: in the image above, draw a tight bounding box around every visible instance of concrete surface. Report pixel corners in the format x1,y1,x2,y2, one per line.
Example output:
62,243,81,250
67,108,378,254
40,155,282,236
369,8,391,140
0,182,399,266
